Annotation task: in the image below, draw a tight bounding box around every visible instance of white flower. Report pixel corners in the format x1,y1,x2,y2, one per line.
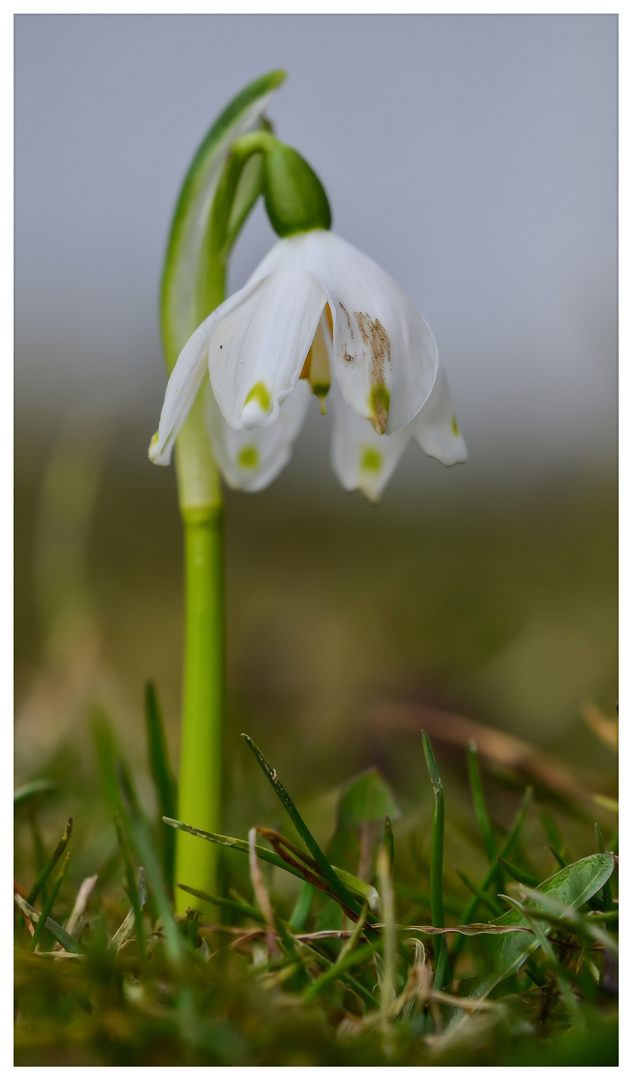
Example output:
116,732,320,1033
150,230,467,498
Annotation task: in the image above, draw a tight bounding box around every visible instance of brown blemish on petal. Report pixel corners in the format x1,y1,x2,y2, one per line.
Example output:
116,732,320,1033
338,301,354,340
353,312,392,433
343,349,355,363
354,312,391,380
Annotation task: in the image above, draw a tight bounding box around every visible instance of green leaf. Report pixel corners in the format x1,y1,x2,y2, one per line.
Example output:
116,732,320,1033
337,768,400,831
327,768,400,879
470,852,615,1000
161,70,285,366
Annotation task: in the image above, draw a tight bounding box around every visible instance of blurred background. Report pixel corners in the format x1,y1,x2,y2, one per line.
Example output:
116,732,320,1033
15,15,617,872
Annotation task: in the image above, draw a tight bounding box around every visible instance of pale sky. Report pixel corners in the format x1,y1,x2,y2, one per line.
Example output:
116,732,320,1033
15,13,617,487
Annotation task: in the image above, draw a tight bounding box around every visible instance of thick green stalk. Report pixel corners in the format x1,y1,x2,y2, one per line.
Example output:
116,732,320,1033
173,404,224,909
171,259,226,910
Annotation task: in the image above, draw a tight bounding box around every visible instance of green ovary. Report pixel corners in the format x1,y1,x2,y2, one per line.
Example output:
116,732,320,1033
361,447,382,473
451,416,460,436
238,445,259,469
244,382,272,413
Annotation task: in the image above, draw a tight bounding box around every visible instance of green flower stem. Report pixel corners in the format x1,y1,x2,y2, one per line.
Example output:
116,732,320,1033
174,508,224,907
171,273,225,913
158,73,287,910
174,450,224,909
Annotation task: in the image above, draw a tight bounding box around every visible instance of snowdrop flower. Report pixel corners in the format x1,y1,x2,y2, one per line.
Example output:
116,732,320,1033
150,227,466,499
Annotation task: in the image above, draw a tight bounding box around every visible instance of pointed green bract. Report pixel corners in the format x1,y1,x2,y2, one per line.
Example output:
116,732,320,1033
160,70,286,368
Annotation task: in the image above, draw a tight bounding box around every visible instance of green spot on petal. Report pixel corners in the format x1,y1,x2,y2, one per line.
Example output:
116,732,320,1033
237,445,259,469
361,447,382,473
148,431,160,461
369,384,390,434
451,416,460,436
244,381,272,413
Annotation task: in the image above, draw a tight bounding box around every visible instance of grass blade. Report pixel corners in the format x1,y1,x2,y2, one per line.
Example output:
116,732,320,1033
594,823,614,910
456,870,504,917
377,846,397,1022
178,883,264,924
452,786,533,966
384,815,395,871
548,845,567,869
467,740,502,892
241,734,361,916
303,939,382,1005
421,732,449,990
26,817,73,906
163,817,376,911
497,856,540,888
94,714,185,966
145,682,177,893
288,882,316,931
110,869,147,952
114,815,147,968
30,853,71,951
14,779,55,808
15,893,83,955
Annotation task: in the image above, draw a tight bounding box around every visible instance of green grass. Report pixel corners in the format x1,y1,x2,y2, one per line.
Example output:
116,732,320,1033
14,444,617,1064
14,706,617,1066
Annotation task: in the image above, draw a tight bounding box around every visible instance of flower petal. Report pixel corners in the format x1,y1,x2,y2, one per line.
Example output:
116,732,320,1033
149,321,211,465
329,380,410,503
204,379,310,491
207,247,326,430
298,231,438,435
148,285,253,465
412,364,468,465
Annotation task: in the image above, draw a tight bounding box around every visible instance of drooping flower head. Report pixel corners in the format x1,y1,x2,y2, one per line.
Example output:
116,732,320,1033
151,124,466,500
